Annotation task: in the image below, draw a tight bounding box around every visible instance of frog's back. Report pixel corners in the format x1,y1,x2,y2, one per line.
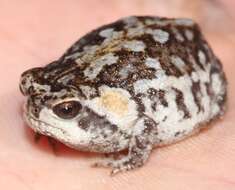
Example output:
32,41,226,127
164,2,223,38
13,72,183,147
44,16,227,144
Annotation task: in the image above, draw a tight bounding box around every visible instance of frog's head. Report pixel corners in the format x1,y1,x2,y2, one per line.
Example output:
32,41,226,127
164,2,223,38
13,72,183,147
19,65,131,153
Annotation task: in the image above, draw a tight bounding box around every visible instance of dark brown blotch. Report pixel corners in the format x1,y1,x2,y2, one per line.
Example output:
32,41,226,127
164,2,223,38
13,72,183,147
143,117,158,135
191,81,204,113
132,93,146,115
172,87,191,119
147,88,168,111
78,107,118,134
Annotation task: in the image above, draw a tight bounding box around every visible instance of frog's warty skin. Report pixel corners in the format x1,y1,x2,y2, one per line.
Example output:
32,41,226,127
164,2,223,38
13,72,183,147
19,16,227,174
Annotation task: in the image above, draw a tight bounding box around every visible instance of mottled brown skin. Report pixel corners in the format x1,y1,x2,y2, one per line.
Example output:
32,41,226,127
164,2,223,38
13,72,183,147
19,16,227,174
21,17,225,103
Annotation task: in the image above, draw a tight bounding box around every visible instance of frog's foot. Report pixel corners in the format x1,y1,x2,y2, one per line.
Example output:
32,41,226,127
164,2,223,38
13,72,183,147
34,132,58,154
92,154,148,175
93,116,158,175
47,136,58,154
92,152,125,168
34,132,42,142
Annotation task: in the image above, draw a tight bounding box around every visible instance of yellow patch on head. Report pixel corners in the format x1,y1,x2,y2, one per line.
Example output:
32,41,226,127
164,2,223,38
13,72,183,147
100,90,128,116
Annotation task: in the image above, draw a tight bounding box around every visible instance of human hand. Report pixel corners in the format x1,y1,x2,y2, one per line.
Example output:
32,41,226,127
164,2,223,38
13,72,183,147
0,0,234,189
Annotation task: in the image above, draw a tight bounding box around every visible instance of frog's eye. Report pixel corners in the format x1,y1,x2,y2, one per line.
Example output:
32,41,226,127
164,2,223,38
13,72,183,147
52,101,82,119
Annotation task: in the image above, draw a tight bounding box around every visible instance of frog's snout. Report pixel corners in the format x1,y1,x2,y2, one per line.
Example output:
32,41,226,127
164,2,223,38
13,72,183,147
19,67,44,96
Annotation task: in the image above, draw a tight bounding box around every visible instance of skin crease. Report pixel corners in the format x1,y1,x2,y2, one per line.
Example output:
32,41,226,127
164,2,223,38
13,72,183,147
0,0,235,189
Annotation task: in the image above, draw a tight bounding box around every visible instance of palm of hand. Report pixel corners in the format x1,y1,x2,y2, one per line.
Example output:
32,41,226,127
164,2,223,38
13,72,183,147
0,1,235,189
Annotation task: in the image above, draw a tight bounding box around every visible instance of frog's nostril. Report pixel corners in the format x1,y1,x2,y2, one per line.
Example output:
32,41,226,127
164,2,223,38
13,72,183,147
19,67,43,96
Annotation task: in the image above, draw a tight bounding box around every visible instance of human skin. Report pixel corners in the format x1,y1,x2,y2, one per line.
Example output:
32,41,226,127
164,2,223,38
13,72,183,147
0,0,235,189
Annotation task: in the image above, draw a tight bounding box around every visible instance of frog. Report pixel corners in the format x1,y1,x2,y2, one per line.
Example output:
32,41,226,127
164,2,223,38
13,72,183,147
19,16,227,175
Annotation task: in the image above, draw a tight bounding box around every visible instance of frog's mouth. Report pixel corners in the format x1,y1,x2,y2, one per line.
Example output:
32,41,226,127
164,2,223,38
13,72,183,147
23,105,69,141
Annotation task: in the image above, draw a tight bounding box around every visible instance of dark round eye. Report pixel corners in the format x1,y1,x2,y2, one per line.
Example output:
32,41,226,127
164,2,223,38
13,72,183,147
52,101,82,119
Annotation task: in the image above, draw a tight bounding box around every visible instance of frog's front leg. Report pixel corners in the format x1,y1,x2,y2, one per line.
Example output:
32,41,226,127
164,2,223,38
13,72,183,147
34,132,58,153
93,116,158,175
